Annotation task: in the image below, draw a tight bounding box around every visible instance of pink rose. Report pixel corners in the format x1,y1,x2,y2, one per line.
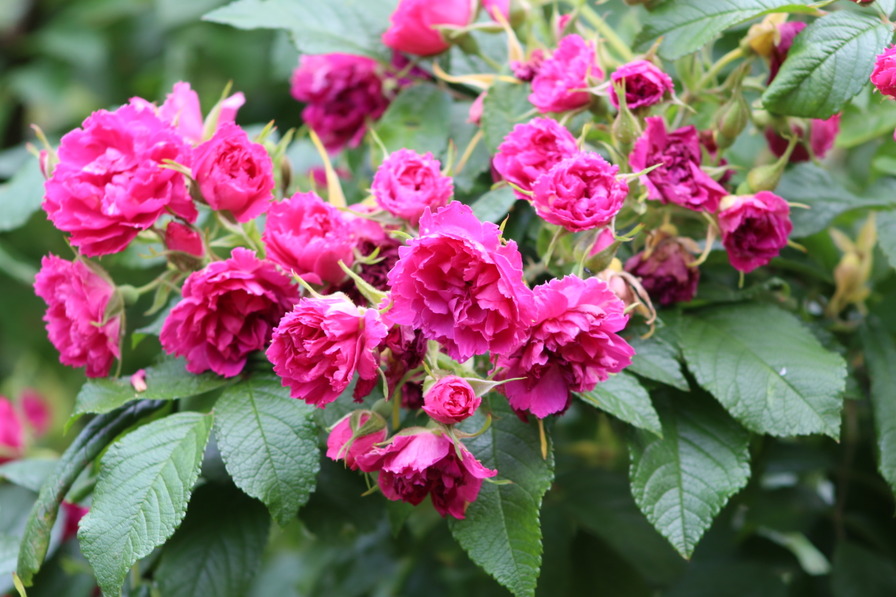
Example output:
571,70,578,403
382,0,473,57
262,192,355,287
160,247,298,377
356,429,497,519
386,202,536,362
326,411,388,470
482,0,510,21
718,192,792,273
372,149,454,225
629,117,727,212
493,117,578,199
624,236,700,305
769,21,807,83
291,53,392,152
266,294,388,407
42,102,195,256
529,34,602,114
191,123,274,222
765,113,841,162
34,255,121,378
164,221,204,257
422,376,481,425
61,501,90,542
511,49,545,82
20,389,50,437
156,82,245,145
531,152,628,232
609,60,674,110
495,275,635,418
0,398,24,464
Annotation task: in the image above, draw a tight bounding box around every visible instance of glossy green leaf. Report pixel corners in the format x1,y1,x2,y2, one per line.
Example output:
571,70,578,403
0,158,43,232
577,371,662,436
450,398,555,597
627,334,689,391
73,358,234,417
859,320,896,497
762,10,892,118
155,483,270,597
470,186,517,224
16,400,164,586
213,375,321,527
373,84,454,157
78,412,212,596
0,459,57,493
203,0,394,58
629,393,751,558
481,81,533,154
635,0,820,60
777,164,892,238
673,304,845,438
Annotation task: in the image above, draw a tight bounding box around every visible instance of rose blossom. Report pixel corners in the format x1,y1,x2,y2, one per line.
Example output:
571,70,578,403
871,44,896,99
718,192,793,273
372,149,454,225
609,60,674,110
624,235,700,305
386,202,536,362
629,116,727,212
160,247,298,377
326,411,388,470
356,429,497,519
34,255,122,378
529,34,602,114
493,117,578,199
494,275,635,418
262,191,356,287
765,114,841,162
42,102,195,256
266,294,388,407
531,152,628,231
0,398,24,464
156,81,245,145
62,502,90,542
20,389,50,437
511,49,545,82
164,221,204,257
769,21,807,82
291,53,392,151
382,0,473,57
422,376,481,425
191,123,274,222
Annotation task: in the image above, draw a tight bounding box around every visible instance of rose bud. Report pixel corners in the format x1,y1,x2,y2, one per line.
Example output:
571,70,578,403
422,376,481,425
718,192,792,273
530,34,602,114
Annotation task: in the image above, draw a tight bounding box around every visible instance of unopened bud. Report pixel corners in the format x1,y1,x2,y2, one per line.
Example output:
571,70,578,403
715,94,750,148
746,162,784,192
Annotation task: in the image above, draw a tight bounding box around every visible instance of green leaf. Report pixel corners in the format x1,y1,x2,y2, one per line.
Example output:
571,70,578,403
672,304,846,438
372,84,454,157
470,186,517,224
213,375,321,527
0,459,57,493
832,541,896,597
629,393,751,558
762,10,892,118
16,400,164,586
859,320,896,497
203,0,394,58
577,371,662,436
777,164,892,238
449,397,555,597
0,157,43,232
155,483,270,597
73,358,234,417
78,412,212,596
481,81,533,154
635,0,820,60
877,208,896,269
627,334,689,391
